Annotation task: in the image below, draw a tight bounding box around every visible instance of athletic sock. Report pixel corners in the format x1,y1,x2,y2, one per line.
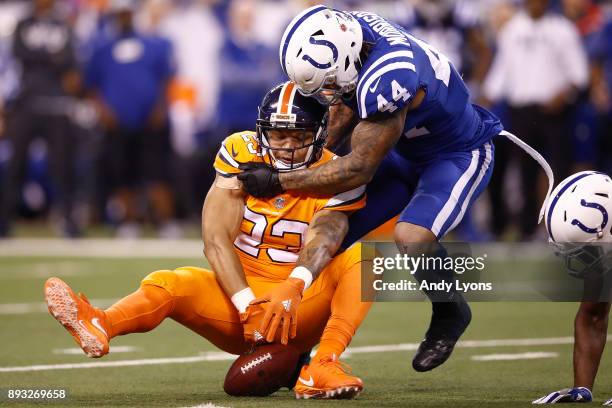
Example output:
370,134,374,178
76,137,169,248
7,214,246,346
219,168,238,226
315,263,372,360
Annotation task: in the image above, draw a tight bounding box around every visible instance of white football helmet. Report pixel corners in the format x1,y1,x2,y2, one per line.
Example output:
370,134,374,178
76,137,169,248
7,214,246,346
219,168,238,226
545,171,612,277
279,5,363,105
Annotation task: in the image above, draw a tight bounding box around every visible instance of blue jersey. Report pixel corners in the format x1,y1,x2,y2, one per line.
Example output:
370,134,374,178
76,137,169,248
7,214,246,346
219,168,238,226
344,11,503,162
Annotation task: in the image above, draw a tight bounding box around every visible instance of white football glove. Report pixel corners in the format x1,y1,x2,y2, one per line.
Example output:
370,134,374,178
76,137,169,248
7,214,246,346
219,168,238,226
533,387,592,404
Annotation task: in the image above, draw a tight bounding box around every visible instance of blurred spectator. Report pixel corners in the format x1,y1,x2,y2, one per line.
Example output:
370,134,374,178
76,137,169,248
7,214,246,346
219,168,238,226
591,1,612,175
562,0,603,172
216,0,280,135
85,0,177,238
407,0,491,89
0,0,80,237
194,0,280,197
151,0,224,220
483,0,589,239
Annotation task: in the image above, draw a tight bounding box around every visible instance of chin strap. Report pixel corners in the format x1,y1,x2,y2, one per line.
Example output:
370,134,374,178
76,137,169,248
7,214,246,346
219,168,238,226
500,130,555,224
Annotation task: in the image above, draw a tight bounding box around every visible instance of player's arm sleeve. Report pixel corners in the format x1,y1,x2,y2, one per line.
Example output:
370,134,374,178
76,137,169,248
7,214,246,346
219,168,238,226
356,63,418,120
320,185,366,212
213,133,258,178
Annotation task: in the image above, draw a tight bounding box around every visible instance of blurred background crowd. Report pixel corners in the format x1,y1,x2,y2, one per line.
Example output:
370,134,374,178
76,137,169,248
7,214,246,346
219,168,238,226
0,0,611,240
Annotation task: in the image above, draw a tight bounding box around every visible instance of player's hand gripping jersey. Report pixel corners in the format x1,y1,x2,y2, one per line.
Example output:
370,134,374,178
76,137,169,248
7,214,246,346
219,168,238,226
344,11,503,162
214,131,366,279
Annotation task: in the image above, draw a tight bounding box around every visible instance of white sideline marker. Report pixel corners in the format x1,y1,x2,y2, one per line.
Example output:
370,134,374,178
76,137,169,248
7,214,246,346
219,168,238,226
471,352,559,361
0,336,609,373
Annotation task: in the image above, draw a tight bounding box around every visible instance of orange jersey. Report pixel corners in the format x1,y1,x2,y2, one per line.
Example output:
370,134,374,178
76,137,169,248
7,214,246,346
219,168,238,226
213,131,366,280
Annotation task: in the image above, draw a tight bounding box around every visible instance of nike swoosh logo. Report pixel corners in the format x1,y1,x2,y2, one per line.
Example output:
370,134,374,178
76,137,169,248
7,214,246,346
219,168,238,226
91,317,108,338
231,145,238,158
78,319,88,332
369,77,382,93
299,375,314,387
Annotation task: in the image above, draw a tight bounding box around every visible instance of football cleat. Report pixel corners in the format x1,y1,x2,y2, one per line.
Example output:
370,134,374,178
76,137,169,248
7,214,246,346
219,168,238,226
412,301,471,372
412,336,458,372
532,387,593,404
294,354,363,399
604,398,612,406
44,277,109,358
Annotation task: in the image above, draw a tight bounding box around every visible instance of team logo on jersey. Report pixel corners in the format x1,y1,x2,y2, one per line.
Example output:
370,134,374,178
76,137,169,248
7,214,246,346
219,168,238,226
274,197,286,209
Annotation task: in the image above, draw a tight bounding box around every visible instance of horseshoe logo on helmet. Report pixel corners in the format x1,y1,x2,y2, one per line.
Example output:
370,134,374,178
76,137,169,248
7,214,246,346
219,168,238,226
302,37,339,69
571,199,609,233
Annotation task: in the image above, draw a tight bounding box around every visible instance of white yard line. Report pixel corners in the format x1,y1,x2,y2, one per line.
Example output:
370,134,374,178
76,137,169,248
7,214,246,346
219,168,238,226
0,238,203,258
53,346,140,355
471,352,559,361
1,336,609,373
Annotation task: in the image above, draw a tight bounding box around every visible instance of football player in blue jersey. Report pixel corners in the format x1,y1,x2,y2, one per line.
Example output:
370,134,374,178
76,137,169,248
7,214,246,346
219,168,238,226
533,172,611,405
238,5,552,372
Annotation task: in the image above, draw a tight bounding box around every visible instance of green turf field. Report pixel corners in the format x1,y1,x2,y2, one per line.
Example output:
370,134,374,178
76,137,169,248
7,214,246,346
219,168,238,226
0,253,610,407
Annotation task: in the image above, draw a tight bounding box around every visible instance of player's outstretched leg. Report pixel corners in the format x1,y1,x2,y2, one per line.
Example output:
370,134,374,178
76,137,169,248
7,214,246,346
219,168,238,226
44,277,110,358
294,252,372,400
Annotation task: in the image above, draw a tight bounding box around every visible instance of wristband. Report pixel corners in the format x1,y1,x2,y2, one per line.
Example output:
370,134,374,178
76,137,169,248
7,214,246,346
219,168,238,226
289,266,313,292
231,287,256,313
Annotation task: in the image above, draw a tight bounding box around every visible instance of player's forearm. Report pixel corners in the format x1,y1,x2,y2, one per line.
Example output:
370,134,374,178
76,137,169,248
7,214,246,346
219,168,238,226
281,107,407,194
204,238,249,297
201,180,249,299
279,153,374,194
326,102,357,152
296,211,349,281
573,302,610,389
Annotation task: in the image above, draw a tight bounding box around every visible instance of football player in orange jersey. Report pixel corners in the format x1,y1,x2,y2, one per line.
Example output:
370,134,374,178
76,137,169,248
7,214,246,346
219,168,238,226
44,82,373,399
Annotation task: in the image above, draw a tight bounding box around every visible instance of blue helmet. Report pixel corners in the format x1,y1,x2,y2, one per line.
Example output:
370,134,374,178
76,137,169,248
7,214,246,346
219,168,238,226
256,81,328,171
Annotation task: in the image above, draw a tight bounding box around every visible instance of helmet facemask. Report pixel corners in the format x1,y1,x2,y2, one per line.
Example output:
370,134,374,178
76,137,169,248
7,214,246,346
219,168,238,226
256,111,328,172
551,241,612,279
298,70,358,106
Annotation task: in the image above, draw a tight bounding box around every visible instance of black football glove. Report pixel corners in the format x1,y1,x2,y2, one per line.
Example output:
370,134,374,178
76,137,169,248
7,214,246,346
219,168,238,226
237,162,284,198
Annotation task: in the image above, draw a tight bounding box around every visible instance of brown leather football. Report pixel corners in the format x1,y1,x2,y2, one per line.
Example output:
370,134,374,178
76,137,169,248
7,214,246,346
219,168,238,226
223,344,301,396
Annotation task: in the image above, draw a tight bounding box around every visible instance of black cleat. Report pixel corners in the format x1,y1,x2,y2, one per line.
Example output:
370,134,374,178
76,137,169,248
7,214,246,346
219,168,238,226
412,336,458,372
412,300,471,372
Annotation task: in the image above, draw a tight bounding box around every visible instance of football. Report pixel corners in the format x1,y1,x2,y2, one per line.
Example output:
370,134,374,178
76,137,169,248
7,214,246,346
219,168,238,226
223,344,301,397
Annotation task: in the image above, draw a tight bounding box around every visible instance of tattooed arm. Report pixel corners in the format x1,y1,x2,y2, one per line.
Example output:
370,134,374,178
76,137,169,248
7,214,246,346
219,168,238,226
279,104,409,195
326,102,358,153
297,209,350,280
